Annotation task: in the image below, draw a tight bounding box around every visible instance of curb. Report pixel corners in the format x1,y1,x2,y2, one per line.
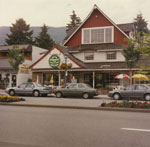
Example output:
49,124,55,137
1,103,150,113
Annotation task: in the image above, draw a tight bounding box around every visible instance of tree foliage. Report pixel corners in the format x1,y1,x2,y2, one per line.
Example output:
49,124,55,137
35,24,55,50
134,13,149,34
66,10,82,37
7,46,24,73
122,39,141,69
6,18,34,45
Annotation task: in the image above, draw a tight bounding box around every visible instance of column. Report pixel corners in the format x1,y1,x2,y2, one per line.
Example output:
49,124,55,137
93,71,95,88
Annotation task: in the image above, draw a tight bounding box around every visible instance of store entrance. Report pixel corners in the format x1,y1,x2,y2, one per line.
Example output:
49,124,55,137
43,73,59,86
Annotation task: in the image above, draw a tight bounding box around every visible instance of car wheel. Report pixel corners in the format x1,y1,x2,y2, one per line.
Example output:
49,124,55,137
56,92,62,98
9,90,15,96
33,90,40,97
83,93,89,99
113,93,121,100
144,94,150,101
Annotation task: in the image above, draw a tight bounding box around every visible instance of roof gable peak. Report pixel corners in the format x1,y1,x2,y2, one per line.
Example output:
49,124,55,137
63,4,129,46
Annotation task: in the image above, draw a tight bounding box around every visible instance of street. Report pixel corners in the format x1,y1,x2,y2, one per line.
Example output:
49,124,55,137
0,106,150,147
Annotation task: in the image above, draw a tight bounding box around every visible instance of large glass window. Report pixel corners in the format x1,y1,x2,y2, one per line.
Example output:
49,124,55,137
82,26,114,44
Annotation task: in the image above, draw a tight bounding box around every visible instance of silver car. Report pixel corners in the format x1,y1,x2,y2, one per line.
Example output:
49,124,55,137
108,84,150,101
6,82,52,97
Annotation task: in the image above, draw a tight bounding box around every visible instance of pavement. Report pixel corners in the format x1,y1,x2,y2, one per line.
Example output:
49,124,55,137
1,89,150,113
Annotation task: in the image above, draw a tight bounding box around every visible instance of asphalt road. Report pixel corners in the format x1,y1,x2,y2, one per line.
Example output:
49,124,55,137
0,106,150,147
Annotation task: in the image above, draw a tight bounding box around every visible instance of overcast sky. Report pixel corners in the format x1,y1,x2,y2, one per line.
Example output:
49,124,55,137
0,0,150,28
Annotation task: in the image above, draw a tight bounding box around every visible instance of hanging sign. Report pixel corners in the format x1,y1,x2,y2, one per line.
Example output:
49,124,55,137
19,64,30,74
49,55,60,68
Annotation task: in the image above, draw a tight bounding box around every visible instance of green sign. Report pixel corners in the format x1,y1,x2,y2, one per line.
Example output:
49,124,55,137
49,55,60,68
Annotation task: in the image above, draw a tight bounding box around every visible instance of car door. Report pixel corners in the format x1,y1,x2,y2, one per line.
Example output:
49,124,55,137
24,83,35,95
120,85,135,98
76,84,86,97
64,83,77,97
15,83,27,95
133,85,147,98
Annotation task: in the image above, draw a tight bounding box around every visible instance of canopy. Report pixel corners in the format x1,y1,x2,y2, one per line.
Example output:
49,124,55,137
114,74,130,79
132,74,149,81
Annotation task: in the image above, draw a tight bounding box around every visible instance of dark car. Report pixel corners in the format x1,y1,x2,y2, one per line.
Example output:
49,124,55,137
5,82,52,97
108,84,150,101
54,83,100,99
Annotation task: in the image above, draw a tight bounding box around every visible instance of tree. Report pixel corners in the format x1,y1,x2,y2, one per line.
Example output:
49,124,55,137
66,10,82,38
7,46,24,73
6,18,34,45
35,24,55,50
122,39,141,84
134,13,149,34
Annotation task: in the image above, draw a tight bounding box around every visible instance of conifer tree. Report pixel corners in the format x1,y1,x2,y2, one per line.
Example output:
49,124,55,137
134,13,149,34
6,18,34,45
35,24,55,50
66,10,82,38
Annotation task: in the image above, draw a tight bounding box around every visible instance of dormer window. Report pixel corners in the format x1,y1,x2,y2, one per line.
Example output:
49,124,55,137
82,26,114,44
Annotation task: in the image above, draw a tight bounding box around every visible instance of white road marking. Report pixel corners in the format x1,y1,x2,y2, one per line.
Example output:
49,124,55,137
121,128,150,132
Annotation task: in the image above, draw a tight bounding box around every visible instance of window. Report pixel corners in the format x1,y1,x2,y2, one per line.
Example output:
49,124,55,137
19,83,26,88
82,26,114,44
106,52,116,60
78,84,85,89
135,85,147,90
69,84,77,89
84,52,94,60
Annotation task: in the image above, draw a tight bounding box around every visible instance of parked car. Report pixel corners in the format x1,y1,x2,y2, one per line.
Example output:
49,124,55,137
54,83,100,99
5,82,52,97
108,84,150,101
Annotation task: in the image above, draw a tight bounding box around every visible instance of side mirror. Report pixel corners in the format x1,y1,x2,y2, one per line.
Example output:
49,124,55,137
66,86,69,89
124,88,126,90
18,86,20,88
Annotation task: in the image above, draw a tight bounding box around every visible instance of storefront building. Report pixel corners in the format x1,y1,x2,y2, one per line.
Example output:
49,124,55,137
30,5,138,88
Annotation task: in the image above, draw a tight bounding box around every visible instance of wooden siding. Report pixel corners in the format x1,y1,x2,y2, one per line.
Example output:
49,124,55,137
65,9,127,47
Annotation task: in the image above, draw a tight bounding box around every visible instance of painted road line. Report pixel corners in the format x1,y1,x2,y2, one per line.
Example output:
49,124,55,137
121,128,150,132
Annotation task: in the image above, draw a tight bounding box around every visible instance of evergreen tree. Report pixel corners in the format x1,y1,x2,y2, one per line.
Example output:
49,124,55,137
7,45,25,73
6,18,34,45
134,13,149,34
66,10,82,38
35,24,55,50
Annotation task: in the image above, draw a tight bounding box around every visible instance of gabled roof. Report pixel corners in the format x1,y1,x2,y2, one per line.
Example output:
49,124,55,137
117,23,135,33
30,44,86,69
63,4,129,46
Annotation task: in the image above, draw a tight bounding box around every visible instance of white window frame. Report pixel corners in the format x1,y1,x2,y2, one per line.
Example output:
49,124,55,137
82,26,114,44
106,51,116,60
84,51,94,61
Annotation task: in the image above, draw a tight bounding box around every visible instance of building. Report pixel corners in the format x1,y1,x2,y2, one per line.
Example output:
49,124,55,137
30,5,137,88
0,45,47,89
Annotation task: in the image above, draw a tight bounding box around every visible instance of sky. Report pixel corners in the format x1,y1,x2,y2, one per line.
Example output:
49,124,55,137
0,0,150,28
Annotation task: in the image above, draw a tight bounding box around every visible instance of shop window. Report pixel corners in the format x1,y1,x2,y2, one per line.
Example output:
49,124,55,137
106,52,116,60
0,74,1,80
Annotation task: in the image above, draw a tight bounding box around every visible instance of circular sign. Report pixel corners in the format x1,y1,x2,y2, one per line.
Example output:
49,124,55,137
49,55,60,68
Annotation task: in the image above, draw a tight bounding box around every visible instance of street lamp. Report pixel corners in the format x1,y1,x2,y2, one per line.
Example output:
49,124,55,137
64,52,68,87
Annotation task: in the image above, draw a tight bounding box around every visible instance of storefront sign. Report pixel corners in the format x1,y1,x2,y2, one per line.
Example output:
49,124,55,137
49,55,60,68
19,64,30,74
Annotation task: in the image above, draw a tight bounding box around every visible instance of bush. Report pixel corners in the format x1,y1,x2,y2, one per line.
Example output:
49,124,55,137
0,95,25,102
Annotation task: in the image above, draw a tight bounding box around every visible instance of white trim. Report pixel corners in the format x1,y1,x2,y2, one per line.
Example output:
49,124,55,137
97,49,122,52
63,4,129,46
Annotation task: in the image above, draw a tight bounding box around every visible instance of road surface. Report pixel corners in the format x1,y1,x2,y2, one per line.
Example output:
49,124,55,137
0,106,150,147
